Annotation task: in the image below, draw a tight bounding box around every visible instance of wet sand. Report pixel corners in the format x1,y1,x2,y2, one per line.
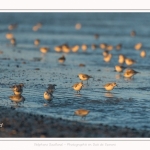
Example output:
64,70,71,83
0,106,150,137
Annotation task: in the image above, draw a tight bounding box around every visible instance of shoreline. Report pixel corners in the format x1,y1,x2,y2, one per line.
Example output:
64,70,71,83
0,106,150,137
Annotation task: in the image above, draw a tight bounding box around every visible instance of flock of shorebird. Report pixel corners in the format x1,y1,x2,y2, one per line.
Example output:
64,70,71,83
6,23,145,119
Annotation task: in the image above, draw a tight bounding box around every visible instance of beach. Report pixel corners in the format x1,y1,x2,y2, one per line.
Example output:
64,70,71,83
0,13,150,137
0,106,150,137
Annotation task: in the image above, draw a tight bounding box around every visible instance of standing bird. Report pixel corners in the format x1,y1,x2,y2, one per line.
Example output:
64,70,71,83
10,38,16,46
116,44,122,50
81,44,88,51
134,43,142,50
54,45,62,53
34,39,40,46
114,65,126,73
71,45,79,53
125,58,136,66
106,45,113,51
43,91,53,102
72,82,84,93
91,44,97,50
140,50,146,58
104,82,117,91
124,69,139,78
9,95,25,105
102,51,109,57
5,33,14,40
40,47,49,54
100,43,107,50
118,54,125,64
8,24,18,30
74,109,90,119
130,30,136,37
11,83,24,95
58,55,66,64
32,22,42,31
103,53,112,63
78,73,93,85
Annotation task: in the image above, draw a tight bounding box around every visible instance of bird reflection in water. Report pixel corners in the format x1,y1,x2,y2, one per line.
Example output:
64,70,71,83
115,74,122,80
105,92,114,98
74,93,82,97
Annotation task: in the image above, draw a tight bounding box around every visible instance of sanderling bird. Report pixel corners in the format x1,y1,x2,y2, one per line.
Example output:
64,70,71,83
103,53,112,63
43,91,54,101
72,82,84,93
8,24,18,30
91,44,97,50
100,43,107,50
40,47,49,54
125,58,136,66
115,44,122,50
118,54,125,64
10,38,16,46
103,50,109,57
75,23,82,30
123,69,139,78
106,45,113,51
58,55,66,64
102,50,109,57
74,109,90,119
9,95,25,105
34,39,40,46
54,45,62,52
114,65,126,73
32,23,42,31
71,45,79,53
134,42,142,50
104,82,117,91
81,44,88,51
11,83,24,95
140,50,146,58
78,73,93,84
47,84,57,93
130,30,136,37
5,33,14,40
62,44,70,53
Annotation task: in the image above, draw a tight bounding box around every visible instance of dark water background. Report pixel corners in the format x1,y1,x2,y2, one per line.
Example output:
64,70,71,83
0,13,150,130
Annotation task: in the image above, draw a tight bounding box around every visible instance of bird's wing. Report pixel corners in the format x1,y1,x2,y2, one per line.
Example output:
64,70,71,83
104,83,111,87
82,74,88,78
72,83,78,88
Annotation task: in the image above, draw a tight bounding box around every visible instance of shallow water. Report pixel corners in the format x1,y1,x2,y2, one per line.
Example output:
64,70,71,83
0,13,150,130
